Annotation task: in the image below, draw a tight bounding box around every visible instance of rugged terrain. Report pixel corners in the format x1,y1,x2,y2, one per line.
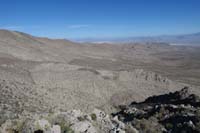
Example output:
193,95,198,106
0,29,200,132
113,87,200,133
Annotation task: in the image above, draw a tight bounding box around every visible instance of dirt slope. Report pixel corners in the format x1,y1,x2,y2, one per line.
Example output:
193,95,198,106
0,29,199,115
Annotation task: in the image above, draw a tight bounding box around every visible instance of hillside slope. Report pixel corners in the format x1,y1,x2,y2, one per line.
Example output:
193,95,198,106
0,29,200,115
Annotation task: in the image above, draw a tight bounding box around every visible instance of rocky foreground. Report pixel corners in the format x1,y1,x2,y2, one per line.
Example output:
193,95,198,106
113,87,200,133
1,87,200,133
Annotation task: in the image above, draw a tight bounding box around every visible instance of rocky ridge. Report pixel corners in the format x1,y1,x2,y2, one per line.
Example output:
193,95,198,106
1,87,200,133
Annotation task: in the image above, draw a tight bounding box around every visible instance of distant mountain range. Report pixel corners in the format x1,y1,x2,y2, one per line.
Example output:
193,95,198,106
75,32,200,45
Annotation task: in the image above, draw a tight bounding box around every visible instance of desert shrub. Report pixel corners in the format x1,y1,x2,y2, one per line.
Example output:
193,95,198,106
13,120,25,133
165,123,173,130
60,122,74,133
61,126,74,133
90,113,97,121
52,118,74,133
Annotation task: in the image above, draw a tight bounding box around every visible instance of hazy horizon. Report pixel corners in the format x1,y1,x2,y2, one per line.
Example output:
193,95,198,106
0,0,200,39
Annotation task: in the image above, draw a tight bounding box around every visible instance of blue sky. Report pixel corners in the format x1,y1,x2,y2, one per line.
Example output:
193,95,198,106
0,0,200,39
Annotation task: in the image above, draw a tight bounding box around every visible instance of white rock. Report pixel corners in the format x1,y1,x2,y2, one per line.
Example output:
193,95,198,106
112,116,125,129
92,109,107,121
0,120,13,133
47,125,61,133
36,119,51,130
71,121,97,133
131,127,139,133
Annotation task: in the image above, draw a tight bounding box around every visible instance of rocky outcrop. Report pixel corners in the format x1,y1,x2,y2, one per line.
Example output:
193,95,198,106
0,109,126,133
1,87,200,133
113,87,200,133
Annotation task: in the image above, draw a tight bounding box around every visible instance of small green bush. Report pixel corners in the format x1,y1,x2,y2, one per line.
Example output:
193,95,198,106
90,113,97,121
165,123,173,130
60,122,74,133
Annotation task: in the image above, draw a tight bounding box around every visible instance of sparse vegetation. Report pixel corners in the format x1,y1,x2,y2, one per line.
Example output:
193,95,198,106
165,123,173,130
59,122,74,133
90,113,97,121
13,120,25,133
